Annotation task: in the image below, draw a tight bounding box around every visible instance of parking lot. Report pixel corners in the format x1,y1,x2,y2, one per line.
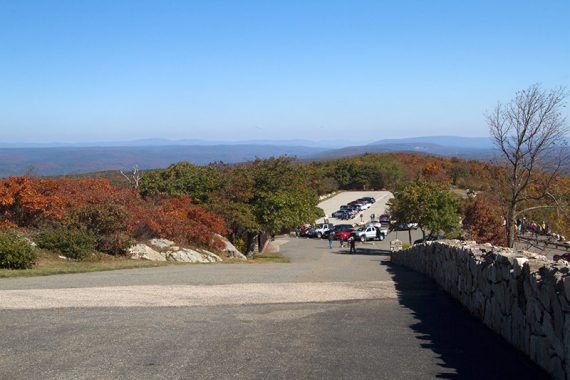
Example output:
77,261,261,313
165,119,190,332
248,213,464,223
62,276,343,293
316,191,393,226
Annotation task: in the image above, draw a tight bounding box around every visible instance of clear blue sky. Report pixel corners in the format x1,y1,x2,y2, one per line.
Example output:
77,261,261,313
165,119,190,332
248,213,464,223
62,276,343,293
1,0,568,143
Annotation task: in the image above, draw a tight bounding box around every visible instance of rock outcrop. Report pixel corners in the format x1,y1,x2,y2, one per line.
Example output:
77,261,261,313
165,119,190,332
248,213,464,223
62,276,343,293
392,241,570,379
129,239,222,263
215,234,247,260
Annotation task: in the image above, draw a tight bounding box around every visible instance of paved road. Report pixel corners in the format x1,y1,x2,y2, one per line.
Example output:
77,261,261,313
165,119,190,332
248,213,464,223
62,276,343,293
0,236,548,379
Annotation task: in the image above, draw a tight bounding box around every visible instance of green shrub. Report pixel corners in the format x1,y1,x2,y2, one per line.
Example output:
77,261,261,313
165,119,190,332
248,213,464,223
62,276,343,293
37,228,96,260
0,230,37,269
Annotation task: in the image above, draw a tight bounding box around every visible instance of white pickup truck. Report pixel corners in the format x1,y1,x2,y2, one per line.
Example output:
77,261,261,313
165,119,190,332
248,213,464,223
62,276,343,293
312,223,335,239
350,224,388,242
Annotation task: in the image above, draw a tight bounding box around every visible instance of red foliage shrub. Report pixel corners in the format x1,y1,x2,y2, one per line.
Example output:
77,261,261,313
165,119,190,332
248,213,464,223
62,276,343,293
0,177,228,250
463,196,507,246
125,195,228,247
0,177,63,227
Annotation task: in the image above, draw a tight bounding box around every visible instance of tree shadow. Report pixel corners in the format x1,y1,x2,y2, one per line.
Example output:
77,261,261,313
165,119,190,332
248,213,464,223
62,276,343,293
384,261,549,379
332,247,392,256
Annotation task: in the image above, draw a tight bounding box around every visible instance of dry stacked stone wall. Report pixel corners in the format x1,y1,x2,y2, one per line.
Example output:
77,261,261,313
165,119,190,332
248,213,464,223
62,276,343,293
391,240,570,379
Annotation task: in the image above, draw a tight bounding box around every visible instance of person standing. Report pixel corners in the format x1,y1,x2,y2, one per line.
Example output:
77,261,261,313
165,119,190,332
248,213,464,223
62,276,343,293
339,234,345,248
327,231,334,249
349,235,356,254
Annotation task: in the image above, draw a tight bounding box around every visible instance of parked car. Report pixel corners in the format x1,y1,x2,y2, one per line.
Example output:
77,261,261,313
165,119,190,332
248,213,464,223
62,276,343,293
332,210,346,218
413,236,445,245
312,223,335,238
351,226,385,242
334,224,355,241
340,205,358,212
361,197,376,204
396,222,419,230
368,222,390,238
379,214,391,223
298,225,311,237
553,253,570,262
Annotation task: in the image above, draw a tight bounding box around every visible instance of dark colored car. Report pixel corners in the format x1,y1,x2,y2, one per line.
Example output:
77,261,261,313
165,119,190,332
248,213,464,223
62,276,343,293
553,253,570,262
362,197,376,204
413,236,445,245
332,210,346,218
379,214,391,223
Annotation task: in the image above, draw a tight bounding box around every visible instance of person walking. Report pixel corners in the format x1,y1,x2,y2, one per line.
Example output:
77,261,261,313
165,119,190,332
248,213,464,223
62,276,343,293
327,231,334,249
349,235,356,254
339,234,345,248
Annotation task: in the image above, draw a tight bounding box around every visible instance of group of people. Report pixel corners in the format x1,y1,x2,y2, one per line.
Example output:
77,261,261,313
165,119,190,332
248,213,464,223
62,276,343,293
515,218,567,242
328,232,357,254
516,218,551,236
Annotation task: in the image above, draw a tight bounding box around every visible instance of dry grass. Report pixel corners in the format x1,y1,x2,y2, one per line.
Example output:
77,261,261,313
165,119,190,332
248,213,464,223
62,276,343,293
0,248,290,278
0,249,170,278
250,252,290,263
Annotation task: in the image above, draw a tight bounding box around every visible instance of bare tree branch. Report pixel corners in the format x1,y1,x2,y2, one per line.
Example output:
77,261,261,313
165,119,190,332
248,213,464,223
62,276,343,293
487,84,568,247
120,165,143,189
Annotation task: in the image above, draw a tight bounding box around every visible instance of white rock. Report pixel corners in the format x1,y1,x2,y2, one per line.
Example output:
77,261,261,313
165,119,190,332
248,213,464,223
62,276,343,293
215,234,247,260
513,257,528,277
149,238,176,249
128,244,166,261
167,249,200,263
199,249,223,262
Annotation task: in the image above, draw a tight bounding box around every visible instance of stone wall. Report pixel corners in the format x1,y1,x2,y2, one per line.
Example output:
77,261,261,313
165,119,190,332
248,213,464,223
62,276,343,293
391,240,570,379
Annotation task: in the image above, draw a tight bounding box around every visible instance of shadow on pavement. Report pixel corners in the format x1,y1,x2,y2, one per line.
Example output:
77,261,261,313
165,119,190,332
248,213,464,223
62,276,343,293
384,261,549,379
330,244,393,256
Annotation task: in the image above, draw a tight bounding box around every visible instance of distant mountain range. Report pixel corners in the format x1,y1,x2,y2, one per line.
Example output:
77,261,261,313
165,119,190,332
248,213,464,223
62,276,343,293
0,138,364,149
0,145,328,177
0,135,567,177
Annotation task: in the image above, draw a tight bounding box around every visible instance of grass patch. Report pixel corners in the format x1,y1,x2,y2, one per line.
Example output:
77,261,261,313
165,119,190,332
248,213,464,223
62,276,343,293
251,253,290,263
0,249,170,278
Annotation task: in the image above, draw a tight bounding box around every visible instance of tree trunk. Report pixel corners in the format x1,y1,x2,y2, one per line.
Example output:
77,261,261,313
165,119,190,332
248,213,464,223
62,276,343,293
506,205,516,248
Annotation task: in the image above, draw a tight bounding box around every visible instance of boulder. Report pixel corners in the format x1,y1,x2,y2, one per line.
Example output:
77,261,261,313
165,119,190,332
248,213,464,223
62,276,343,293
199,249,223,263
215,234,247,260
129,242,223,263
149,238,176,249
128,244,166,261
166,248,209,263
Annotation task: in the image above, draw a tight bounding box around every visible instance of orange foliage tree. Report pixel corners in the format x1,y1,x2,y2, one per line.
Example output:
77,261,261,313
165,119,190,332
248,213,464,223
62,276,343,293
462,196,507,246
0,176,228,250
0,177,63,227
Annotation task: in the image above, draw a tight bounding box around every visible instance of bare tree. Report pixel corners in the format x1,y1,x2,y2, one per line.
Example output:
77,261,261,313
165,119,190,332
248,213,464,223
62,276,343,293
120,165,143,189
487,84,568,247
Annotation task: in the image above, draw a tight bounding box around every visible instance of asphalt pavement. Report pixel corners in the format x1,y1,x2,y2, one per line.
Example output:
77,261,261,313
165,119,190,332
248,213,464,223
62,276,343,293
0,236,548,379
316,191,393,225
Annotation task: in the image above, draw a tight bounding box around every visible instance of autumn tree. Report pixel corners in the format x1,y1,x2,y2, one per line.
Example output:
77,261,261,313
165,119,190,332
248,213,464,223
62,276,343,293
450,164,469,186
388,179,461,243
139,162,225,203
0,177,62,227
462,196,507,246
249,157,323,235
487,84,568,247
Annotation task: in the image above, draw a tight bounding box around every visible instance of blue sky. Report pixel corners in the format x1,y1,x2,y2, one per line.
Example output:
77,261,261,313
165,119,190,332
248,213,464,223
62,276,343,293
1,0,568,143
